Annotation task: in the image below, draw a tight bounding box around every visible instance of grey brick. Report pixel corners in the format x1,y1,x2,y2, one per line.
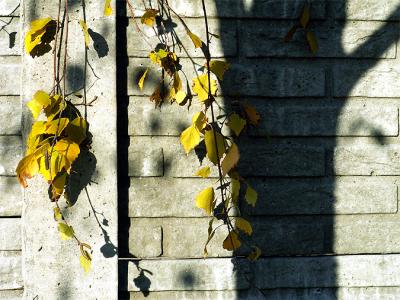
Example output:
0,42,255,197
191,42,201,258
128,58,326,98
129,225,162,258
248,100,398,137
127,18,237,58
243,177,397,215
126,258,250,291
128,146,163,177
0,290,23,300
123,0,325,19
333,62,400,97
0,136,22,176
0,60,20,95
333,0,400,20
0,251,22,290
128,288,400,300
0,1,19,16
129,218,228,258
0,96,21,135
0,177,22,216
238,140,325,177
243,21,397,58
0,17,20,55
333,145,400,175
129,178,214,217
0,218,21,250
254,254,400,288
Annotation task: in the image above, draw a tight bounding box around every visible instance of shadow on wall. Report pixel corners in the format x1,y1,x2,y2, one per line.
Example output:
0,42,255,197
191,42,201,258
213,0,400,298
115,0,400,298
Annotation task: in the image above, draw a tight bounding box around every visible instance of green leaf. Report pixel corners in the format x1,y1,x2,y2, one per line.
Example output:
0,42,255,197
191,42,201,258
306,31,318,54
228,113,246,136
300,4,310,28
58,223,74,240
245,184,257,207
235,217,253,235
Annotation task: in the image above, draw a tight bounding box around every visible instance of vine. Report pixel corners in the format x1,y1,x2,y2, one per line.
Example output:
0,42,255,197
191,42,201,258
15,0,113,272
132,0,262,259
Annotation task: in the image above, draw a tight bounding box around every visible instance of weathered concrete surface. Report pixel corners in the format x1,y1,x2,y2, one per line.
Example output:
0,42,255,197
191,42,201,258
333,145,400,175
334,61,400,97
0,290,23,300
21,1,118,299
127,287,400,300
243,21,397,58
0,56,20,95
0,136,22,176
126,258,250,291
128,58,326,98
129,136,325,178
0,1,19,16
0,251,22,290
129,225,163,258
0,176,23,216
126,0,326,19
129,177,397,217
0,96,21,135
0,218,21,250
333,0,400,20
0,17,20,56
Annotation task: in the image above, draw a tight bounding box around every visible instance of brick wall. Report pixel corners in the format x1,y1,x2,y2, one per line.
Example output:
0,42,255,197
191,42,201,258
119,0,400,299
0,1,23,299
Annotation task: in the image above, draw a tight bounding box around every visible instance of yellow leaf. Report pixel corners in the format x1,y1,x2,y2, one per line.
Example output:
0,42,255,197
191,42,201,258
53,207,62,221
180,125,201,154
44,118,70,136
195,166,211,178
51,172,67,200
245,184,257,207
195,187,214,215
243,104,261,126
24,17,53,54
221,143,240,177
26,121,47,155
187,30,202,48
141,9,158,27
204,129,226,165
222,231,241,251
235,217,253,235
16,142,49,188
248,246,262,261
80,252,92,273
57,223,74,240
175,90,187,105
284,24,300,42
138,68,148,91
104,0,112,16
27,90,51,120
54,138,80,173
79,20,90,48
65,117,87,144
192,74,218,102
207,60,230,80
38,151,64,181
192,111,207,132
228,113,246,136
43,94,63,122
149,49,168,65
173,72,182,92
300,4,310,28
231,178,240,204
306,31,318,54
